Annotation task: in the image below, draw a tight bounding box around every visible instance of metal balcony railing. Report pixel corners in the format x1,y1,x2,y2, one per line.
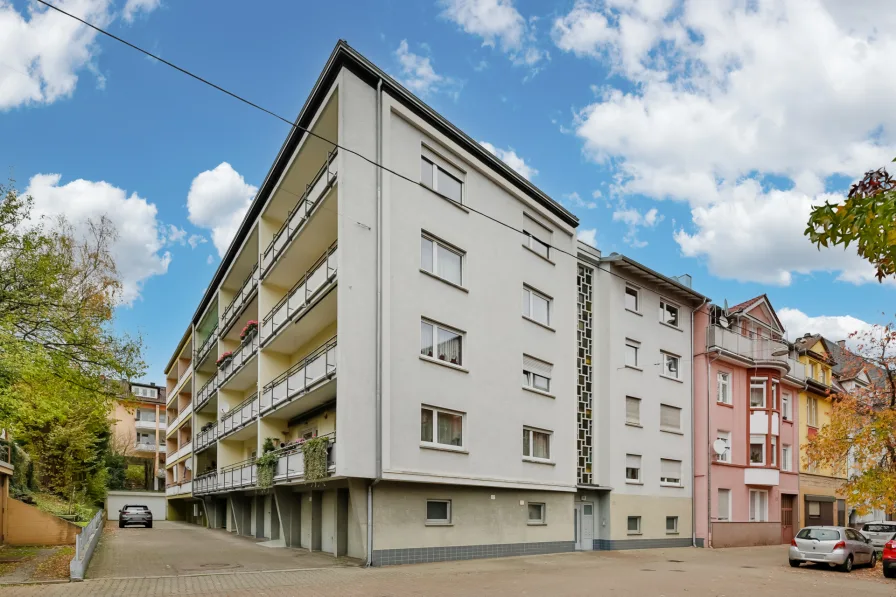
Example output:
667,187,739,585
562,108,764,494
168,440,193,462
221,265,259,335
167,401,193,436
261,150,338,277
217,333,259,387
260,337,337,414
195,322,218,365
274,433,336,483
706,326,789,366
220,458,257,491
193,471,218,495
195,425,218,452
260,243,337,343
219,393,258,439
194,376,218,410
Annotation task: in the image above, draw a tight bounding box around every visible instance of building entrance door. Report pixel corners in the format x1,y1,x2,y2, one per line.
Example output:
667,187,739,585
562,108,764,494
575,502,594,550
781,495,794,544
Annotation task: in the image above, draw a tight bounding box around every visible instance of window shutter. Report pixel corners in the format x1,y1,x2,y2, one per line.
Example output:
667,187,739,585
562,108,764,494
660,405,681,430
718,490,730,519
626,454,640,469
523,355,552,379
661,459,680,478
625,397,640,424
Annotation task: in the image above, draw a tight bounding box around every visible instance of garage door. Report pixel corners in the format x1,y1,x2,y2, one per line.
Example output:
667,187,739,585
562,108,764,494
106,491,167,520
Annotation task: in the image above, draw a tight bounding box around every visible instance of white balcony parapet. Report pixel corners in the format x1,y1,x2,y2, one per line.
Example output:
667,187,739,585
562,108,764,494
260,243,337,344
166,481,192,497
134,442,160,453
744,467,780,486
260,337,337,414
221,265,259,335
195,424,218,452
169,440,193,463
707,326,789,367
219,393,259,439
134,419,164,432
193,471,218,495
167,366,193,406
274,434,336,483
261,150,338,277
167,401,194,437
194,376,218,410
195,323,218,365
217,334,259,387
220,459,256,491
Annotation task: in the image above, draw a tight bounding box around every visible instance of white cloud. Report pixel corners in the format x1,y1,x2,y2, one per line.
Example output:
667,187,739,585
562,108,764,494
122,0,160,22
187,234,206,249
440,0,547,67
186,163,257,258
563,191,597,210
394,40,461,99
778,307,873,345
206,254,214,265
479,141,537,180
560,0,896,284
163,224,186,245
612,205,663,248
577,227,597,247
24,173,171,304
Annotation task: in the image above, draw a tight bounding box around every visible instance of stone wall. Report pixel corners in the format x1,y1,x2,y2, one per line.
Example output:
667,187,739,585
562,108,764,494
6,498,79,546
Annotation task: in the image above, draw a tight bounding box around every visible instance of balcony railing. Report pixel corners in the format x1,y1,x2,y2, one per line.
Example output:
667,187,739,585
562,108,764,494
786,358,807,381
220,458,257,491
168,440,192,462
219,393,258,439
261,150,338,277
274,433,336,483
221,265,259,335
193,471,218,495
260,243,337,344
166,481,192,497
195,425,218,452
706,326,789,366
260,337,337,414
168,401,193,435
134,442,160,453
195,322,218,365
134,419,164,432
194,376,218,410
217,333,259,387
167,366,193,406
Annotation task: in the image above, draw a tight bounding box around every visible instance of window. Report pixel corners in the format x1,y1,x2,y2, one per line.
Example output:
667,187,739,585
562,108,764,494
159,413,167,424
136,432,154,445
523,427,552,461
625,454,641,483
426,499,451,525
527,503,546,524
782,445,792,472
420,406,464,448
659,300,679,327
750,435,765,465
770,436,777,467
523,214,552,260
522,286,552,326
715,431,731,463
627,516,641,535
660,404,682,432
523,355,552,393
625,286,639,312
421,156,463,203
717,489,731,521
782,391,792,420
420,320,463,366
420,234,463,286
749,490,768,522
666,516,679,534
717,372,731,404
662,352,680,379
136,409,155,422
808,501,821,518
750,379,766,408
660,459,682,486
807,397,818,427
625,396,641,425
625,340,640,368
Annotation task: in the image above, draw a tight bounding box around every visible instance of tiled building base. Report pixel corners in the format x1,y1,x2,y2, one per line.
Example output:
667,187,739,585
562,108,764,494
594,537,695,550
371,541,575,566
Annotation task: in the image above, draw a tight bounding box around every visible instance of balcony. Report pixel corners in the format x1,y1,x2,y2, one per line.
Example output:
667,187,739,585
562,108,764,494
221,265,259,335
217,333,259,390
167,401,193,436
195,424,218,453
273,434,336,484
169,440,193,463
744,467,780,486
134,419,164,432
166,481,192,497
134,442,160,453
194,376,218,411
706,326,789,371
260,337,337,418
167,367,193,406
219,393,259,440
261,150,338,278
195,323,218,366
786,358,807,382
220,459,257,491
193,471,218,496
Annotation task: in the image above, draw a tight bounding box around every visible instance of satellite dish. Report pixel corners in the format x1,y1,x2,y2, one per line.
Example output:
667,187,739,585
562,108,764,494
712,439,728,456
719,316,729,329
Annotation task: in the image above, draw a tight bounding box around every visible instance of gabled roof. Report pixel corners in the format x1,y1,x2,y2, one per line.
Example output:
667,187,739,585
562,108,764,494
725,293,785,332
823,336,890,389
598,252,708,306
792,334,834,364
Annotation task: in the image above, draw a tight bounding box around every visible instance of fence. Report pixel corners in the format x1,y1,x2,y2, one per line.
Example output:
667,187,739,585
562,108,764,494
70,508,104,580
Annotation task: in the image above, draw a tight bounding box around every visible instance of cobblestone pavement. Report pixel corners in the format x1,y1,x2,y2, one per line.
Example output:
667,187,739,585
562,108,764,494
1,538,894,596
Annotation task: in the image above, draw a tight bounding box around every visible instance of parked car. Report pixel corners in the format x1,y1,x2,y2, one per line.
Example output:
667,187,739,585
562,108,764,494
789,526,877,572
883,533,896,579
860,522,896,550
118,505,153,528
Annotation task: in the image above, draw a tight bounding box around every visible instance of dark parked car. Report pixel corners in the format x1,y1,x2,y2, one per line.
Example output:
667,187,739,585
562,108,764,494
118,505,152,528
883,533,896,578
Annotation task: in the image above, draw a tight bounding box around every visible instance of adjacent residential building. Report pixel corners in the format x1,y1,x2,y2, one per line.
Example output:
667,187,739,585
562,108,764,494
693,295,804,547
110,381,168,490
164,328,196,518
576,244,705,549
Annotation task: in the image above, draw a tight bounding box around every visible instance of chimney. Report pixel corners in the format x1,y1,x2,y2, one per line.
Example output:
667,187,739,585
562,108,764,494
837,340,846,349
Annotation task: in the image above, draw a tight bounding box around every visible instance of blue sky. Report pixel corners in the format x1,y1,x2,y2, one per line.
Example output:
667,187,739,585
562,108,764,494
1,0,894,380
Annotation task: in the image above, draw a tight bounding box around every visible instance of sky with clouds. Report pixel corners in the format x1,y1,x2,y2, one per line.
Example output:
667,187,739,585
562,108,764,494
1,0,893,378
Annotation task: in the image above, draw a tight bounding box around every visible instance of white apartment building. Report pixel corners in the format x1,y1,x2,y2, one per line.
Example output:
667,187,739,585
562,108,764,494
165,41,580,564
575,243,706,549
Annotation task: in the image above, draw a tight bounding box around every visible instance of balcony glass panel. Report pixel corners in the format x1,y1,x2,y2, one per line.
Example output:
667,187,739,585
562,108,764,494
217,333,259,387
219,393,259,438
260,337,337,414
221,265,259,334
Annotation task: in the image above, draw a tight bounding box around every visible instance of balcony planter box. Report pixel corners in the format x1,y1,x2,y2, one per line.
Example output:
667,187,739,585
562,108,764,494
240,320,259,342
216,351,233,369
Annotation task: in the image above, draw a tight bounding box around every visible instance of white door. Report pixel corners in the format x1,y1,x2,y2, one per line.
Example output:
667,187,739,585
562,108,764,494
575,502,594,550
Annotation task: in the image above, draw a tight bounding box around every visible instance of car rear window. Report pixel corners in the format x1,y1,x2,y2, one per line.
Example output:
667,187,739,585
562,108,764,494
797,528,841,541
863,524,896,533
125,506,148,511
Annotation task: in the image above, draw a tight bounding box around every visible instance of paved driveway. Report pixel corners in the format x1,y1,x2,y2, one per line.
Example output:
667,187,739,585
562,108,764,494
86,520,357,578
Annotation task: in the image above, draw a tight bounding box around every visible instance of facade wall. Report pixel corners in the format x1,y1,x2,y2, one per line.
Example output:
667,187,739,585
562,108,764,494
6,498,79,546
710,522,781,547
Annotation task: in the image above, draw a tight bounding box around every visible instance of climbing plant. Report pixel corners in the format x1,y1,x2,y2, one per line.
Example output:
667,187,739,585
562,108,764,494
303,437,329,482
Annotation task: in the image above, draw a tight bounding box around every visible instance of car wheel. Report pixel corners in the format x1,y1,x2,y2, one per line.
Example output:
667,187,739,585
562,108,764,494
118,522,124,528
869,552,877,569
884,566,895,579
839,555,853,573
789,560,801,568
146,522,152,529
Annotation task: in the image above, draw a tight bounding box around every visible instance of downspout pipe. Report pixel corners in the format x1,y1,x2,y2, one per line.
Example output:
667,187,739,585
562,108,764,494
706,345,722,548
691,297,709,548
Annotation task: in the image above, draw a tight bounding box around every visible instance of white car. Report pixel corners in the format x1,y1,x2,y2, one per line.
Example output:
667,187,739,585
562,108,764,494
860,522,896,550
789,526,877,572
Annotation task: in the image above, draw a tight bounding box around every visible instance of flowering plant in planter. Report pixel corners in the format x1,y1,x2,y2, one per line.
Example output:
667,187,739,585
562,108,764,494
216,351,233,369
240,320,259,341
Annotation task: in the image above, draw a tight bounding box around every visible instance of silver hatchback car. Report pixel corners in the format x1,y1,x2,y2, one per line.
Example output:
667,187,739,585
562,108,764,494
789,526,877,572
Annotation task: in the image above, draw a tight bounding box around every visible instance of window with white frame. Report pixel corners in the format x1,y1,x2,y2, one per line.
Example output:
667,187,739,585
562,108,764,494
717,372,731,404
627,516,641,535
749,489,768,522
662,352,681,379
523,214,552,260
660,459,682,486
420,234,463,286
523,355,552,393
717,489,731,521
625,286,639,312
135,409,155,422
420,406,464,448
659,300,680,327
750,435,765,465
782,445,792,472
750,379,766,408
807,396,819,427
522,286,552,326
421,155,463,203
782,391,792,420
715,431,731,462
660,404,682,432
420,320,464,366
771,381,779,410
426,499,452,525
666,516,679,534
527,502,546,524
625,454,641,483
625,396,641,425
771,436,777,467
523,427,552,461
625,340,640,368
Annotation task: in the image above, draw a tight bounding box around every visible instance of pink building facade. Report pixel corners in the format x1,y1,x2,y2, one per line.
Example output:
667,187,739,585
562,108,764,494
693,295,803,548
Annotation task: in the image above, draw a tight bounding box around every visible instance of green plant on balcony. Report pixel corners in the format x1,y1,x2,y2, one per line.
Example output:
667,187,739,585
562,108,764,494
256,437,278,489
303,437,329,482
